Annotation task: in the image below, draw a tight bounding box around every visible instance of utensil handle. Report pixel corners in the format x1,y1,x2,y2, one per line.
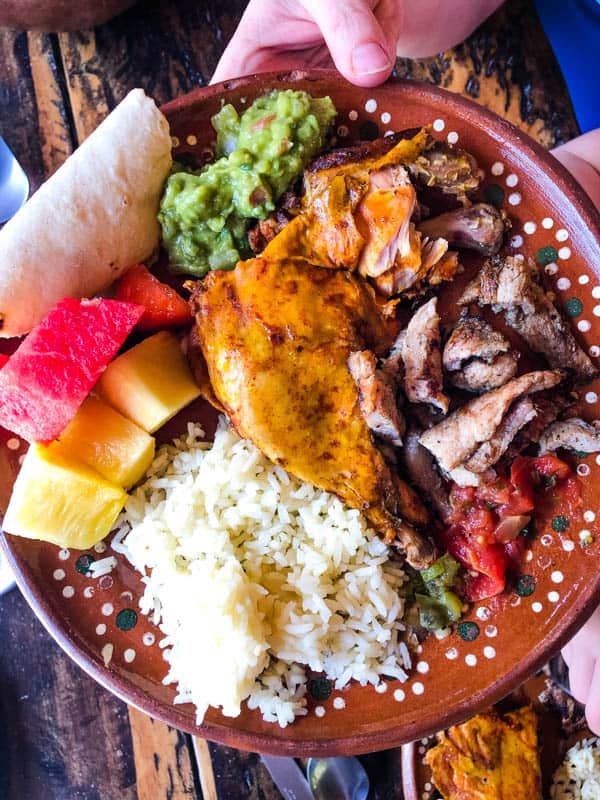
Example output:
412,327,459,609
260,755,314,800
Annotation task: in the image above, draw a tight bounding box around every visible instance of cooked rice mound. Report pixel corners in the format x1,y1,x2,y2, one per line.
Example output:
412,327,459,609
551,737,600,800
115,418,410,727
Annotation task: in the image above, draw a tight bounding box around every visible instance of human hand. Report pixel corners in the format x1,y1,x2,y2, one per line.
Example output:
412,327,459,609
562,605,600,734
552,129,600,211
212,0,503,88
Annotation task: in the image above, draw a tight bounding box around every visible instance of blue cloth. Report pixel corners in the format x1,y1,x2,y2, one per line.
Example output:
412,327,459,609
535,0,600,132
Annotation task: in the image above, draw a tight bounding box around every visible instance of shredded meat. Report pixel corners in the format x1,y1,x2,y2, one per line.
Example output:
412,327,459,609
418,203,505,255
460,255,597,381
443,314,518,392
539,417,600,454
419,370,563,475
401,427,452,520
347,350,405,446
401,297,449,413
408,139,484,206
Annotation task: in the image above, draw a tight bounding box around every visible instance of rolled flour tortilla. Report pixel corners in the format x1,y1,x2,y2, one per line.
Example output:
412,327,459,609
0,88,172,337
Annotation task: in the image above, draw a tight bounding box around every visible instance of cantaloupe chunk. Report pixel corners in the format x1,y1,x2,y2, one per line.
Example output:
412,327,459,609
51,394,155,488
3,444,126,549
98,331,201,433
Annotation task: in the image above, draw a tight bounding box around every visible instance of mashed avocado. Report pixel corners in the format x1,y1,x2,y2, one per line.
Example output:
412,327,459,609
159,90,336,276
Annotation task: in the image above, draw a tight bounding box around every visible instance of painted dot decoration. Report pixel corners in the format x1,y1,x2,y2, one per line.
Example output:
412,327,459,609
491,161,504,176
99,576,114,591
96,623,107,635
515,575,536,597
505,173,518,187
548,591,560,603
393,689,406,702
62,585,75,599
94,542,107,554
75,554,95,575
83,586,94,599
458,621,480,642
508,192,521,206
412,682,425,695
577,464,591,477
53,569,65,581
465,654,477,667
433,118,445,132
333,697,346,710
593,286,600,299
564,298,583,317
123,649,136,664
476,606,491,621
579,320,592,332
510,234,524,248
545,263,559,276
537,246,558,265
590,346,600,357
6,437,20,450
523,221,537,235
551,570,564,584
556,277,571,291
485,625,498,638
563,539,575,552
447,131,459,144
365,98,377,113
101,602,114,617
116,608,138,631
542,217,554,229
558,246,571,260
337,125,349,137
532,602,543,613
541,534,554,547
584,511,596,523
445,648,458,660
142,632,156,646
102,644,114,667
58,549,70,561
314,706,326,718
380,111,391,124
375,682,388,694
348,109,358,121
552,515,570,533
417,661,430,674
555,228,569,242
594,306,600,317
309,677,332,701
483,646,496,659
579,275,590,285
484,184,505,208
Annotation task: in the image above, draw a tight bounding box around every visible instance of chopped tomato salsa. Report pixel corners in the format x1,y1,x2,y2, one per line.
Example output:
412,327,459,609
441,455,580,601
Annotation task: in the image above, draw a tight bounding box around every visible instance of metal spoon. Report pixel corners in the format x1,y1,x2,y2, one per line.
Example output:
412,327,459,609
307,756,370,800
0,136,29,224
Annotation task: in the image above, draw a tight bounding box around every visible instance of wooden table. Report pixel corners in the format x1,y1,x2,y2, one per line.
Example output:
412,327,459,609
0,1,581,797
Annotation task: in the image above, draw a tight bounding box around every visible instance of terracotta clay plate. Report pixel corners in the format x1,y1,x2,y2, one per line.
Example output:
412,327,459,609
2,70,600,756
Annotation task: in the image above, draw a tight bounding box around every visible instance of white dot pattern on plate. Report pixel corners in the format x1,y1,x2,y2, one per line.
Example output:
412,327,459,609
556,228,569,242
417,661,430,674
508,192,521,206
579,320,592,332
394,688,406,702
542,217,554,229
337,125,349,137
364,98,377,113
551,570,564,584
315,706,326,718
348,109,358,121
94,542,107,553
545,263,559,276
96,623,106,635
577,464,591,477
558,246,571,260
510,234,524,248
579,275,590,285
483,646,496,659
585,391,598,403
101,602,114,616
102,644,114,667
523,221,537,235
485,625,498,638
590,346,600,357
143,632,156,646
548,591,560,603
465,654,477,667
380,111,391,124
476,606,491,621
83,586,94,599
525,549,533,562
584,511,596,523
7,437,20,450
412,682,425,695
433,118,445,132
592,286,600,299
62,586,74,598
447,131,459,144
186,134,197,146
580,528,593,542
375,682,388,693
532,602,543,613
124,648,136,664
333,697,346,710
170,136,179,148
563,539,575,552
505,173,518,187
491,161,504,175
594,305,600,317
445,648,458,660
58,549,70,561
541,534,553,547
556,277,571,291
53,569,65,581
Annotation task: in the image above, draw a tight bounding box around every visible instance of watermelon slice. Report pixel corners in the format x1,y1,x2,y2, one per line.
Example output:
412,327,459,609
0,297,143,442
0,354,8,369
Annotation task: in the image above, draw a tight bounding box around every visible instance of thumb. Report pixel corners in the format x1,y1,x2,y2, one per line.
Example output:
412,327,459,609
300,0,395,87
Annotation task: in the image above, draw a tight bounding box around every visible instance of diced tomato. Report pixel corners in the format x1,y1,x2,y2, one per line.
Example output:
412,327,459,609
114,264,192,332
0,354,8,369
0,297,143,443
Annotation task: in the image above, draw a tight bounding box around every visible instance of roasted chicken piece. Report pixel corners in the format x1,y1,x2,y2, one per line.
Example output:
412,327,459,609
408,138,484,207
460,255,597,380
443,313,519,392
191,256,435,568
401,427,452,521
417,203,505,256
425,707,542,800
347,350,405,446
539,417,600,454
400,297,449,413
419,370,563,478
187,326,224,412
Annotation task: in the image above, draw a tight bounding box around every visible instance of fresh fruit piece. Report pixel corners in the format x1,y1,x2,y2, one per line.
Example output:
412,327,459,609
0,354,8,368
98,331,201,433
51,394,155,488
2,443,126,549
0,297,143,443
114,264,192,331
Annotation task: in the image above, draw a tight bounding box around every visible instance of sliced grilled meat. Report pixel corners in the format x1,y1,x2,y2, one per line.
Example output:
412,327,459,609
401,297,449,413
539,418,600,454
348,350,405,447
402,427,452,521
418,203,505,256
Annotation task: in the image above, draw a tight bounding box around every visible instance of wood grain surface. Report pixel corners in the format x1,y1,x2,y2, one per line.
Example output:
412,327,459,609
0,0,581,797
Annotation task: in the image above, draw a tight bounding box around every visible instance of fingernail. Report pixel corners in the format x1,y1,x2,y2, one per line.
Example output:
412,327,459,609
351,42,391,76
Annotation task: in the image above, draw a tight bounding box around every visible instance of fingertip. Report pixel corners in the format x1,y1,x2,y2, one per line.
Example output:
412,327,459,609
347,41,393,87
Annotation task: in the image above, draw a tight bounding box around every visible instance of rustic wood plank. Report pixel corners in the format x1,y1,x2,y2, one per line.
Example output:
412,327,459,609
128,706,199,799
0,588,137,799
394,0,579,148
192,738,219,800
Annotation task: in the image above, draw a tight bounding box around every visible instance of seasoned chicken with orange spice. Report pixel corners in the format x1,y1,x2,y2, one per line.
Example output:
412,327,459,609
191,256,435,568
425,707,542,800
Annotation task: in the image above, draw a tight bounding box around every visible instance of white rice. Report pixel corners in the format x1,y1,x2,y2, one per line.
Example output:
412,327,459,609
115,417,410,727
551,737,600,799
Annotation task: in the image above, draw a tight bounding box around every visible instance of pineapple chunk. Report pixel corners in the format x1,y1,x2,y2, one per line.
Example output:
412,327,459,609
3,444,126,549
98,331,201,433
51,395,155,489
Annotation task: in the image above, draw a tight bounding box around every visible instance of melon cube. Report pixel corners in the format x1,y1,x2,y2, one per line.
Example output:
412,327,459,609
98,331,201,433
2,444,126,549
51,394,155,488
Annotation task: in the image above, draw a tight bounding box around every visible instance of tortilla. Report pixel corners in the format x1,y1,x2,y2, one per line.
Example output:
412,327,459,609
0,89,172,337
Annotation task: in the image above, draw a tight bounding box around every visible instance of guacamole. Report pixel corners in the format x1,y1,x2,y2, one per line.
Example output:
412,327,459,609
159,90,337,276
